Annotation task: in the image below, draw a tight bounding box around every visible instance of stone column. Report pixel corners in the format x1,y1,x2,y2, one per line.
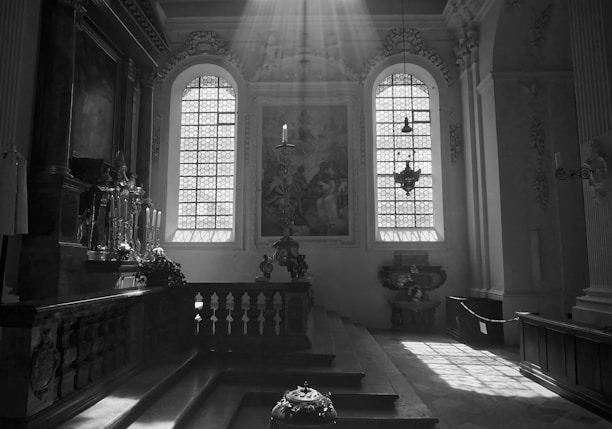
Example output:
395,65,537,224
456,26,492,299
568,0,612,328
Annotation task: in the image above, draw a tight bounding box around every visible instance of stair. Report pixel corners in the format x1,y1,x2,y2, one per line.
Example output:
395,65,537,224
56,306,438,429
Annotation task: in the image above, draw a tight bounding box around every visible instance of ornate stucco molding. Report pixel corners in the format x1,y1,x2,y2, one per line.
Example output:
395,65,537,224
153,30,245,86
360,28,452,85
524,3,554,63
453,25,479,72
251,30,358,82
449,122,463,164
529,117,548,210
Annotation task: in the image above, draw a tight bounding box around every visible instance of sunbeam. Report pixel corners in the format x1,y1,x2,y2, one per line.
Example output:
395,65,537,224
401,341,559,398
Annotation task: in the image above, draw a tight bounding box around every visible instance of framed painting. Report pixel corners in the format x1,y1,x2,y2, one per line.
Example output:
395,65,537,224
259,103,350,238
71,22,120,164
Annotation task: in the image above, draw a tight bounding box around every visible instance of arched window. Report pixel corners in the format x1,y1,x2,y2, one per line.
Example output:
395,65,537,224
372,63,443,242
165,64,240,244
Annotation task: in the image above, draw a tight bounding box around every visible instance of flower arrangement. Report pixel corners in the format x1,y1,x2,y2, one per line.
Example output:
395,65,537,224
136,247,187,287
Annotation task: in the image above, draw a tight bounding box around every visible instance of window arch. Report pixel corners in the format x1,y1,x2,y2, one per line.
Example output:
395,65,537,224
370,61,444,243
165,63,242,244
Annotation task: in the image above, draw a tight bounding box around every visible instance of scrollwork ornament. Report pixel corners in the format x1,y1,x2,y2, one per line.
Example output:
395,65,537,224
30,328,60,400
361,28,452,85
155,31,244,86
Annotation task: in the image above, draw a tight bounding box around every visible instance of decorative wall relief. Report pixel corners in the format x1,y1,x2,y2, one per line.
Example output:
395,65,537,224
524,3,554,63
154,30,244,85
449,122,463,164
529,117,549,210
251,30,358,82
361,28,452,85
584,141,609,202
30,328,59,401
152,115,161,160
453,25,479,72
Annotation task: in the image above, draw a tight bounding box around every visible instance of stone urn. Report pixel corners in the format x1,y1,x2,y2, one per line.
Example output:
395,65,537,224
270,382,337,428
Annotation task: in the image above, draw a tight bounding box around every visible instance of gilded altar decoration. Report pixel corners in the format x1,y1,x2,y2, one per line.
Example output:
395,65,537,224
270,381,337,428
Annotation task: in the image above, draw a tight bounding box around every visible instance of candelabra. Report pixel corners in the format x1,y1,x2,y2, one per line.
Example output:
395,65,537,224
555,166,593,180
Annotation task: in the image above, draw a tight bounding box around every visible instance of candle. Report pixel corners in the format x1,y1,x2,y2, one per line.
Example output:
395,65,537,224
282,123,287,143
110,195,115,217
123,199,128,220
554,152,562,170
145,207,150,227
156,211,162,229
151,210,157,231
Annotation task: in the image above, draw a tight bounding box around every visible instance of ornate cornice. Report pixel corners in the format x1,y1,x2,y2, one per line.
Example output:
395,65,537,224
153,30,244,86
58,0,89,9
122,0,169,54
361,28,452,85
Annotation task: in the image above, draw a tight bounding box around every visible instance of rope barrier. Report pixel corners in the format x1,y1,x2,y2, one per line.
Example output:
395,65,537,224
460,302,520,324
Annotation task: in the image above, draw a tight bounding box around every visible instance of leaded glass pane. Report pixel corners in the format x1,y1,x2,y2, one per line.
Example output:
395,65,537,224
374,71,435,241
178,74,236,243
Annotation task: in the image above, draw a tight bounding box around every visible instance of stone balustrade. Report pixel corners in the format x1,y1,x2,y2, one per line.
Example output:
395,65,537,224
188,282,313,352
0,286,187,429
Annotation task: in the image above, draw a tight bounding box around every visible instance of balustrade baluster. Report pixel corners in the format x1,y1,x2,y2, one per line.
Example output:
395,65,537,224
226,292,235,336
241,292,251,335
273,292,283,336
257,292,266,335
210,292,219,335
194,292,203,335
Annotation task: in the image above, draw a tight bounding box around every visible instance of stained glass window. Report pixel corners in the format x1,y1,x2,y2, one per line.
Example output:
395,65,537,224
177,75,235,242
375,73,437,242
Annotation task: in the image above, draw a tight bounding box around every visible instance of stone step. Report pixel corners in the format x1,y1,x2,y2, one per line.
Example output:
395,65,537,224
343,320,438,426
127,364,221,429
56,348,201,429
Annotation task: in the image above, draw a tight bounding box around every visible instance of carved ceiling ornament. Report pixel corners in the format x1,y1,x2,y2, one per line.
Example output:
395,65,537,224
361,28,452,85
153,30,245,86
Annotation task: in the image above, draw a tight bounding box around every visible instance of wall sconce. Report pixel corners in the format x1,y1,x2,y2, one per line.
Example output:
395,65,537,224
554,152,593,180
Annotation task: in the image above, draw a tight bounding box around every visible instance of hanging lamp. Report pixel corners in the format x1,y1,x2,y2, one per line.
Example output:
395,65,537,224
400,0,412,133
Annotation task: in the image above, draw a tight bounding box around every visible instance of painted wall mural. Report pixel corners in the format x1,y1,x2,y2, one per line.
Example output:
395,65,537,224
260,105,349,238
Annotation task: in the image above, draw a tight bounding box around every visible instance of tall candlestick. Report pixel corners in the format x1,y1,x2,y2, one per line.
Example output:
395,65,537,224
554,152,562,170
145,207,150,227
156,211,162,229
282,123,287,143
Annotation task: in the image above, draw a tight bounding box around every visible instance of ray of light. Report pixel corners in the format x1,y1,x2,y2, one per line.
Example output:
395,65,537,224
401,341,559,398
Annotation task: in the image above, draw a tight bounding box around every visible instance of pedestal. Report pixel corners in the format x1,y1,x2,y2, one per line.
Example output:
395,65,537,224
390,300,440,331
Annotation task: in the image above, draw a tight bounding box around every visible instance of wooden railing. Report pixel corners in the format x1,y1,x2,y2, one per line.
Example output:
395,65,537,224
188,282,313,352
0,286,188,429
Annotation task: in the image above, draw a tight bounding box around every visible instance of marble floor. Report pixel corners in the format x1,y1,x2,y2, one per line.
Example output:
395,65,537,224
372,330,611,429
